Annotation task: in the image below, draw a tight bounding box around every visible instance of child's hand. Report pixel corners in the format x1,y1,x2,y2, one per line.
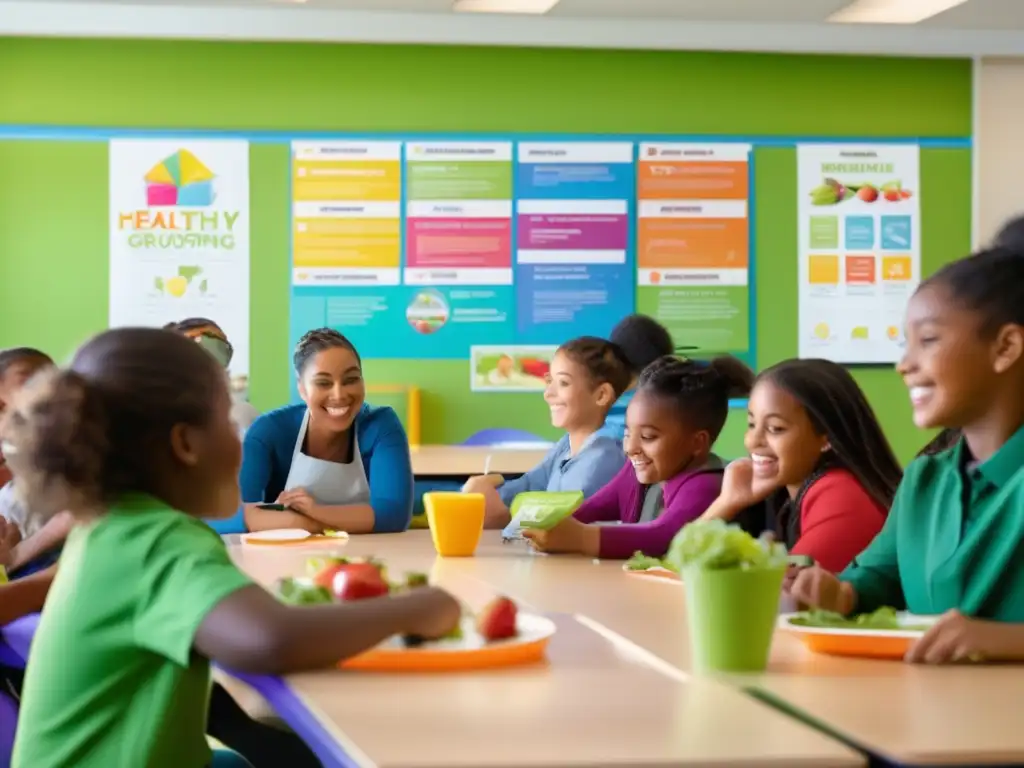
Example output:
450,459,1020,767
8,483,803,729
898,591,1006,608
522,517,597,556
787,566,856,614
719,458,780,512
277,488,316,515
905,610,1006,665
404,587,463,640
0,517,21,568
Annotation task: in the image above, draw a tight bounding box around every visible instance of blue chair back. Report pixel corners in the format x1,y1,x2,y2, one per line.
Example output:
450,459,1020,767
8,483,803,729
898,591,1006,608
461,428,549,447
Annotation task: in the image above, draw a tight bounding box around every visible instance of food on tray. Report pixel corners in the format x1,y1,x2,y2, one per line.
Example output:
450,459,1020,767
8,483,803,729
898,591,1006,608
788,606,931,632
624,551,676,573
476,596,518,642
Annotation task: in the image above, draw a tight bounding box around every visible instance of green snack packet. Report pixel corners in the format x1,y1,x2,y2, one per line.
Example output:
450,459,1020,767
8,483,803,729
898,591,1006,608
504,491,584,539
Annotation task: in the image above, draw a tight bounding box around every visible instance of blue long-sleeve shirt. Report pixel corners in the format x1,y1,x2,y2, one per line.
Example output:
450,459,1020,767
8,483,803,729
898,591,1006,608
207,402,413,535
497,433,625,506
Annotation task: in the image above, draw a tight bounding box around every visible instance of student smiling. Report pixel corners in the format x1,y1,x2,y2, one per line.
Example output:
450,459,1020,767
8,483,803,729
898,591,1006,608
524,355,753,559
468,336,629,529
701,359,902,573
792,247,1024,664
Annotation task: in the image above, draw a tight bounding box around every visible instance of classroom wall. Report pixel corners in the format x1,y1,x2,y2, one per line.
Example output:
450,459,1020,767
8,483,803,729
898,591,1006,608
0,39,972,463
977,57,1024,247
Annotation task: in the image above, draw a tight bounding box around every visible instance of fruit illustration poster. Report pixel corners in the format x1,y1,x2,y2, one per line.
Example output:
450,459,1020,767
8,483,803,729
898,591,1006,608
796,144,920,364
109,139,251,377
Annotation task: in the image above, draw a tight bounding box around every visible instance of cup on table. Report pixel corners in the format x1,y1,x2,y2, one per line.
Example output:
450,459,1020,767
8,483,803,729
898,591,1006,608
683,565,786,674
424,492,485,557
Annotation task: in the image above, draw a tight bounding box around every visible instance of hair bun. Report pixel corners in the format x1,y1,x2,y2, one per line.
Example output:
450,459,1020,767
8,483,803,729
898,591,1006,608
1,369,110,516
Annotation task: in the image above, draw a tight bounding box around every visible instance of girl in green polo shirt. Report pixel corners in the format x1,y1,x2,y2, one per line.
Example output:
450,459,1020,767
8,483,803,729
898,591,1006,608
792,246,1024,664
6,327,461,768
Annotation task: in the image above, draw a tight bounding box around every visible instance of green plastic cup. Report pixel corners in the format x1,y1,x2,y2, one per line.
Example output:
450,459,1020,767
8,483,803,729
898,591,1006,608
683,565,785,673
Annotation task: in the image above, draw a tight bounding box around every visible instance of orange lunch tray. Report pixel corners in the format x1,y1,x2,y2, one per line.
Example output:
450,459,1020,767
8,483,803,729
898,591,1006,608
777,612,937,660
621,563,681,582
341,613,556,672
240,529,350,547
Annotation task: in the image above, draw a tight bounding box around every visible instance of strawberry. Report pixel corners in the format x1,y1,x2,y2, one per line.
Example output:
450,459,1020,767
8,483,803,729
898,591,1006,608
476,596,518,642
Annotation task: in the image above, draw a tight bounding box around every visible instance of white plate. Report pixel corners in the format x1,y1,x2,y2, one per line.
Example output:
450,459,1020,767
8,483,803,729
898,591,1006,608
777,611,939,638
241,529,312,544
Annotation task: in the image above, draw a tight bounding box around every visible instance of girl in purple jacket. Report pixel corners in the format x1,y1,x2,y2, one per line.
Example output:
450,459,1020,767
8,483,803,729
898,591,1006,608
523,355,753,559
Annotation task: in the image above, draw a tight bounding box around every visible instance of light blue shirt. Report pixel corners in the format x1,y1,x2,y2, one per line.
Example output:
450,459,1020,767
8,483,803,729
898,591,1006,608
598,389,634,442
497,433,625,506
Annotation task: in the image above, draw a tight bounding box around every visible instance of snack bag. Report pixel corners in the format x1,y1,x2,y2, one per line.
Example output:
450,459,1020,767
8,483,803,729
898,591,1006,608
502,491,584,541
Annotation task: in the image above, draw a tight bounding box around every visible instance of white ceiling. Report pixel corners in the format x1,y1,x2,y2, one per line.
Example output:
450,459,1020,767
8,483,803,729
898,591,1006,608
30,0,1024,30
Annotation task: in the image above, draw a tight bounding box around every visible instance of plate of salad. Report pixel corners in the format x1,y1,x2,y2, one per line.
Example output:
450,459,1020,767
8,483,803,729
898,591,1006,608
622,552,681,581
275,556,555,671
778,607,939,659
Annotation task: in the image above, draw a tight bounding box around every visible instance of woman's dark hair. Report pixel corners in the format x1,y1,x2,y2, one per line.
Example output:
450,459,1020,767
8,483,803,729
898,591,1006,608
0,328,226,518
917,428,961,458
293,328,361,374
758,359,902,511
556,336,632,398
164,317,225,335
994,216,1024,255
0,347,53,379
922,246,1024,335
609,314,674,375
637,355,754,440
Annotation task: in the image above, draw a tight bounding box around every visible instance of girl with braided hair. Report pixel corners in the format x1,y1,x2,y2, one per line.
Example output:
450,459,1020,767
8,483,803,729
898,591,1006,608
701,358,901,573
523,354,753,558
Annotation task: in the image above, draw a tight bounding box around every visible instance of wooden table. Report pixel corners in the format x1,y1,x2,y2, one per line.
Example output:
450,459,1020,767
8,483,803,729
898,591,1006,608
409,445,551,477
226,536,863,768
228,531,1024,767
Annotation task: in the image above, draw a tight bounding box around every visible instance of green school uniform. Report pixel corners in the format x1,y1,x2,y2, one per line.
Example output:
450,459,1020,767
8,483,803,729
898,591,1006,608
13,496,252,768
841,425,1024,620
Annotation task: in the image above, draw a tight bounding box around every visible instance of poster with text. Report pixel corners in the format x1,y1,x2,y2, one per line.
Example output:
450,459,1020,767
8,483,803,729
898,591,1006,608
515,142,635,344
290,141,515,368
796,144,920,363
109,139,250,377
636,143,751,358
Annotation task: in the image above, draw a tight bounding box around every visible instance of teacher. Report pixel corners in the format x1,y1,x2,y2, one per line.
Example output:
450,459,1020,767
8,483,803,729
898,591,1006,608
208,328,413,535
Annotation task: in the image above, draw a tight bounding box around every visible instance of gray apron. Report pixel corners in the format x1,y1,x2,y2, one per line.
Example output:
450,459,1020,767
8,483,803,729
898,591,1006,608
283,411,370,506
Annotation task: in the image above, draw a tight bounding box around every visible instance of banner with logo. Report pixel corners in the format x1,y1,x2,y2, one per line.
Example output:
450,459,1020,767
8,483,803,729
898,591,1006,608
796,144,920,363
109,139,250,378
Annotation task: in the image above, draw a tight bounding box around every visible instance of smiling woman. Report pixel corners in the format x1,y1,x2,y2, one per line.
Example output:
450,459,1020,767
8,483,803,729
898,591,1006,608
206,328,414,535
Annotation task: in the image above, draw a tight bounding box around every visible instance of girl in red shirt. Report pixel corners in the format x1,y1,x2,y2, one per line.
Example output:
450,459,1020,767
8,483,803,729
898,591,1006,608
702,358,902,573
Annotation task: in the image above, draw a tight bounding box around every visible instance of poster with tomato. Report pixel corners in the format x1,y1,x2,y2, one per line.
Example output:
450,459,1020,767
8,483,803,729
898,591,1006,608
796,144,920,364
470,345,555,392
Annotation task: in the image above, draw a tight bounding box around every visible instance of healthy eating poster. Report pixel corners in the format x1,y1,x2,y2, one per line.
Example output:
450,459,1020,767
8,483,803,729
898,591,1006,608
109,138,251,377
796,143,920,364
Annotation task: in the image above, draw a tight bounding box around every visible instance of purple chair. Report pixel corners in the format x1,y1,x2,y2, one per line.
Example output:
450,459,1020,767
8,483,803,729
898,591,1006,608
461,428,549,447
0,691,17,768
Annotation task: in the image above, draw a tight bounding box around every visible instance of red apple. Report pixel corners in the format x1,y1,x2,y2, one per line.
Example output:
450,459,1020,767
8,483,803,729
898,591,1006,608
476,596,518,642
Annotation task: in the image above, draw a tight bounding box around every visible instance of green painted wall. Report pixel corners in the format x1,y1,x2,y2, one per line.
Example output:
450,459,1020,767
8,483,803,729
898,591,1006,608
0,39,973,462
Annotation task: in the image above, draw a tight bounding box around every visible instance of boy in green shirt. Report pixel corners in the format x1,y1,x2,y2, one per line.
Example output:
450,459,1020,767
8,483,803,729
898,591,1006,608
8,328,462,768
792,247,1024,664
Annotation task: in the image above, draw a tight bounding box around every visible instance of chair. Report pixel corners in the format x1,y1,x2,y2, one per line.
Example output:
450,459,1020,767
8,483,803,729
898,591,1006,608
0,691,17,768
461,428,549,447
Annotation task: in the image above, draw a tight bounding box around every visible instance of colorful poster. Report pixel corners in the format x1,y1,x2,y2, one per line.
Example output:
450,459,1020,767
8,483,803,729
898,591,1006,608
636,143,751,357
796,144,920,363
515,142,635,343
470,345,556,392
292,141,401,286
109,139,250,377
290,141,515,364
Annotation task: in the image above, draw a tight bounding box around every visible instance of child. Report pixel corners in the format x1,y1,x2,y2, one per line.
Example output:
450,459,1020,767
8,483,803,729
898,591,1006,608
466,337,630,530
166,318,260,438
6,327,461,767
0,348,53,489
523,355,753,559
598,314,675,440
917,428,961,457
791,247,1024,664
699,359,902,573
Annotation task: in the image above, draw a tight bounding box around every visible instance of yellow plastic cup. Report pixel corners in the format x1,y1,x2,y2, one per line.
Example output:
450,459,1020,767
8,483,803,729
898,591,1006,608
424,492,485,557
